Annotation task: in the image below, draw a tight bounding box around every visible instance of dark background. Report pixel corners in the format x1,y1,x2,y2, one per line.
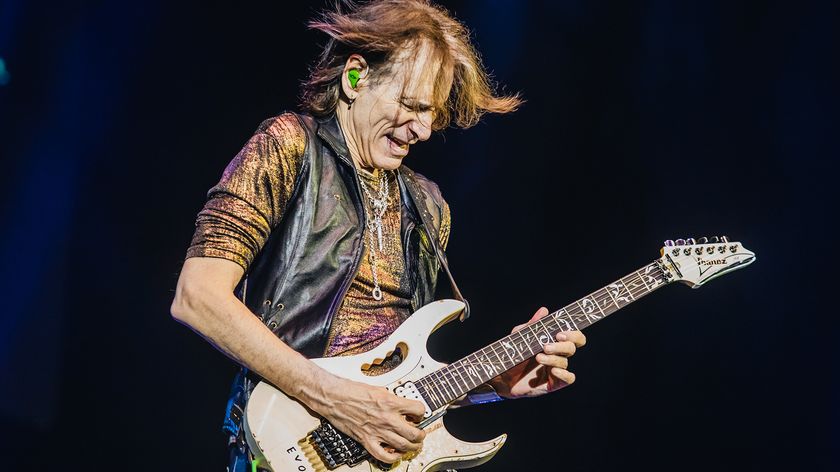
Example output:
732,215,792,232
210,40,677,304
1,1,837,470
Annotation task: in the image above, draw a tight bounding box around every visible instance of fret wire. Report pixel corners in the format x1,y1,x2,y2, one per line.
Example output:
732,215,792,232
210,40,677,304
518,327,536,356
537,321,554,346
488,342,512,371
426,382,443,409
431,370,450,404
564,312,580,330
491,343,508,370
590,293,608,317
444,365,467,399
484,346,505,375
450,363,469,395
593,289,612,314
500,338,517,365
637,269,652,290
447,364,468,395
488,343,507,375
624,274,644,297
592,289,618,314
414,261,669,409
428,375,447,406
466,353,482,388
438,368,459,402
575,300,596,324
555,312,574,331
471,348,497,384
416,384,438,408
461,354,481,389
604,284,622,308
479,347,503,378
419,382,439,409
502,330,530,364
526,322,541,350
454,359,471,392
473,350,492,384
441,365,464,398
622,278,637,300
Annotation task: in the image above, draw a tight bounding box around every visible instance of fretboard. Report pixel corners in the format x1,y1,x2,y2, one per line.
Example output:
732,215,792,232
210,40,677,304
413,260,668,410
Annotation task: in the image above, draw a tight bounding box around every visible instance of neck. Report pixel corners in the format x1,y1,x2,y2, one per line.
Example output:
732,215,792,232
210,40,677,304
335,103,367,171
412,260,669,410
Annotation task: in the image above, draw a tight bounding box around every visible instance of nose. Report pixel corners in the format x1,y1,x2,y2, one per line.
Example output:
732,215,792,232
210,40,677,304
408,113,433,144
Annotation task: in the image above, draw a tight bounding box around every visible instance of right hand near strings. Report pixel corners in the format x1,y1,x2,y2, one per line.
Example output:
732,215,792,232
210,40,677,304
310,374,427,464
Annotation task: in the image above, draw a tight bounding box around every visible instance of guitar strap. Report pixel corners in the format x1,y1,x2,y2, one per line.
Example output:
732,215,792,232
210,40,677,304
398,167,471,321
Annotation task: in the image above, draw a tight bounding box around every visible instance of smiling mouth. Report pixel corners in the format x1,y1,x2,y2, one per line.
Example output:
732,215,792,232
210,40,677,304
387,134,409,155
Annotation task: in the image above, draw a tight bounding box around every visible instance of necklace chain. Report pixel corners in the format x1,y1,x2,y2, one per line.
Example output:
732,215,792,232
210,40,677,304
358,170,391,301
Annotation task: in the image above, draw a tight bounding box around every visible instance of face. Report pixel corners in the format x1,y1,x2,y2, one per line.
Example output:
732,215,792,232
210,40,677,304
338,43,446,170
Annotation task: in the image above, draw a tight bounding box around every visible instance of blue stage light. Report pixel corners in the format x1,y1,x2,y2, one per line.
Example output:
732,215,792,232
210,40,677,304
0,57,9,85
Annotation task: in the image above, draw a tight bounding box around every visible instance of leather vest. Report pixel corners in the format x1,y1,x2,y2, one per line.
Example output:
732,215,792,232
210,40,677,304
238,113,468,359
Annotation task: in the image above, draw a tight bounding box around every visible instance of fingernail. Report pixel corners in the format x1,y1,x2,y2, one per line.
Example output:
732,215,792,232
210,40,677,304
556,333,567,341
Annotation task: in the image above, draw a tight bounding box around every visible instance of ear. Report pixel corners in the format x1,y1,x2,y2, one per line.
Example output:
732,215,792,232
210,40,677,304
341,54,369,100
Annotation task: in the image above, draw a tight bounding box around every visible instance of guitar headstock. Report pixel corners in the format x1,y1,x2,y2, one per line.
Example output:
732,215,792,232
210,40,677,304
659,236,756,288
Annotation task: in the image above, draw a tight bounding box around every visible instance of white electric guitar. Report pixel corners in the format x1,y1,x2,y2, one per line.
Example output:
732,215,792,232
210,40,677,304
244,236,756,471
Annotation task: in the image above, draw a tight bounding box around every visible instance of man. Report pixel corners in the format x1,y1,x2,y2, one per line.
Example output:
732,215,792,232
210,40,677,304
171,1,586,469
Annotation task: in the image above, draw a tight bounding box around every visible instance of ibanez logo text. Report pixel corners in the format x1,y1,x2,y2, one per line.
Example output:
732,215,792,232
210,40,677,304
698,259,727,266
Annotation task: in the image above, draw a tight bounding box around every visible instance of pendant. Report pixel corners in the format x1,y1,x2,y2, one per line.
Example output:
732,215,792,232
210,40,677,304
372,286,383,301
376,223,383,251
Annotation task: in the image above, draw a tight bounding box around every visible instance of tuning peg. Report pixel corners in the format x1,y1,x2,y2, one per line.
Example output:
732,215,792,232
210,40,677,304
720,235,729,243
686,237,696,245
675,238,686,246
709,236,720,243
697,237,708,244
664,240,675,247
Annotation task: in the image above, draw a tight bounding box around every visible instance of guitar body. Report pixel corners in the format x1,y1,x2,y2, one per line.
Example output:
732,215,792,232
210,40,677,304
244,299,507,471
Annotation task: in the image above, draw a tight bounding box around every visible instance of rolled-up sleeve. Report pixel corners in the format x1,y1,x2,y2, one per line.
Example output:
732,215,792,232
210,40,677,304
186,114,306,271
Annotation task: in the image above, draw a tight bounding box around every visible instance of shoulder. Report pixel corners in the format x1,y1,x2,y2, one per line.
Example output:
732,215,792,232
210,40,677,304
400,165,451,247
400,166,446,211
254,112,308,158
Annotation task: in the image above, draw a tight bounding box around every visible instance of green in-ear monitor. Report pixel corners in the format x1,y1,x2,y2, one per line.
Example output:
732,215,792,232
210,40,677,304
348,69,360,88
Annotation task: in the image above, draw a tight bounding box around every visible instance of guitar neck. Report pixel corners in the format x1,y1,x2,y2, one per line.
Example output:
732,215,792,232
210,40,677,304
414,260,670,410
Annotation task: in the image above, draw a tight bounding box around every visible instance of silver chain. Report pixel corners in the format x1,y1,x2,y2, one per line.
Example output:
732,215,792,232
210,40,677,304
358,170,390,301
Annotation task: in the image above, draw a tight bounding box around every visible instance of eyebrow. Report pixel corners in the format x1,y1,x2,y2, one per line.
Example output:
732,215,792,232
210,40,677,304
400,97,435,111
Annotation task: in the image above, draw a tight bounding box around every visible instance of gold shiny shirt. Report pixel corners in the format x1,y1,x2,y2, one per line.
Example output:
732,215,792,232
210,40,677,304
187,114,306,270
324,168,411,357
186,114,451,359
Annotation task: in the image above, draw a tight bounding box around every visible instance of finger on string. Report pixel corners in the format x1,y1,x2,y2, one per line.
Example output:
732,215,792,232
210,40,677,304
549,367,576,385
529,306,550,322
536,353,569,369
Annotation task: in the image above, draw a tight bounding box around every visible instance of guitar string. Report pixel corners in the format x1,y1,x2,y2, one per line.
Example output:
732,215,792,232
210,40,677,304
414,264,666,395
426,287,655,403
429,280,662,404
414,264,668,407
447,267,664,374
419,243,748,406
415,266,666,405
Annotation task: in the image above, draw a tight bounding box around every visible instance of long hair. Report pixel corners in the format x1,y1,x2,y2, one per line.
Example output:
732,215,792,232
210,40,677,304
301,0,521,130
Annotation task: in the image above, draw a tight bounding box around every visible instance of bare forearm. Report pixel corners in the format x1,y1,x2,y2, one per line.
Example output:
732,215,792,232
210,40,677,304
171,257,427,463
171,273,333,410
